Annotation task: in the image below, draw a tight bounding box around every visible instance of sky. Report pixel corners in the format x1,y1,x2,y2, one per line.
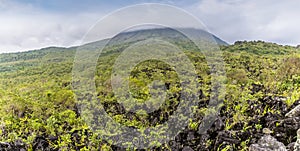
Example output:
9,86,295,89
0,0,300,53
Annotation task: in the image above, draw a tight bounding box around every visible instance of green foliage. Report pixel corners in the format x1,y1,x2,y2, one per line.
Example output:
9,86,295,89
0,40,299,150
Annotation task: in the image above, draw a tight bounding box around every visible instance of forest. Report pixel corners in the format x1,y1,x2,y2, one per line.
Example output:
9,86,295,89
0,29,300,150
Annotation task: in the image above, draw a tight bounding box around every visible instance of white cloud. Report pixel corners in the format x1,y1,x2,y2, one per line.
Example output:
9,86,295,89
189,0,300,45
1,0,300,53
0,1,102,53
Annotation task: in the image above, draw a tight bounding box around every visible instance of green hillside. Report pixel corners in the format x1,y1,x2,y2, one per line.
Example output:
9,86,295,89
0,29,299,150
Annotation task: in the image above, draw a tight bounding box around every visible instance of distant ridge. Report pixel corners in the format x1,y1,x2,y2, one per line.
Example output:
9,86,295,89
0,28,228,56
80,27,228,49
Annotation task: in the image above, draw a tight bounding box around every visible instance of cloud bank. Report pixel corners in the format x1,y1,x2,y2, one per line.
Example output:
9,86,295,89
0,0,102,53
0,0,300,53
192,0,300,45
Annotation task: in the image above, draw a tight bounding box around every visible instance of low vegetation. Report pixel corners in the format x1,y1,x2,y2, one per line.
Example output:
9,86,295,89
0,38,300,150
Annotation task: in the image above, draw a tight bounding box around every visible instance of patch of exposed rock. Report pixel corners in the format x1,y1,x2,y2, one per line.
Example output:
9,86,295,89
294,129,300,151
249,135,287,151
286,104,300,118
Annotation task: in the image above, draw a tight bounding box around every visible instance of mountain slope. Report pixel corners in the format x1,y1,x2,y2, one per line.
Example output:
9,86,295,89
0,29,300,150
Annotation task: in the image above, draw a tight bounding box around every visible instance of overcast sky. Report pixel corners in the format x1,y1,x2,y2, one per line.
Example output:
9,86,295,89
0,0,300,53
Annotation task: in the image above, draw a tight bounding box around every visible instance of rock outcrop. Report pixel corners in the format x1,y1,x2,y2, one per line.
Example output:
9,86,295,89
0,140,26,151
286,104,300,118
249,135,287,151
294,129,300,151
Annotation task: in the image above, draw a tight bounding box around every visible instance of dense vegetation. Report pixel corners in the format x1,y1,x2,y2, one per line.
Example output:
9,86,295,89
0,31,300,150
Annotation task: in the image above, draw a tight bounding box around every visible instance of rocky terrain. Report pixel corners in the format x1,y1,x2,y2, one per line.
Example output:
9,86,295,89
0,29,300,150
